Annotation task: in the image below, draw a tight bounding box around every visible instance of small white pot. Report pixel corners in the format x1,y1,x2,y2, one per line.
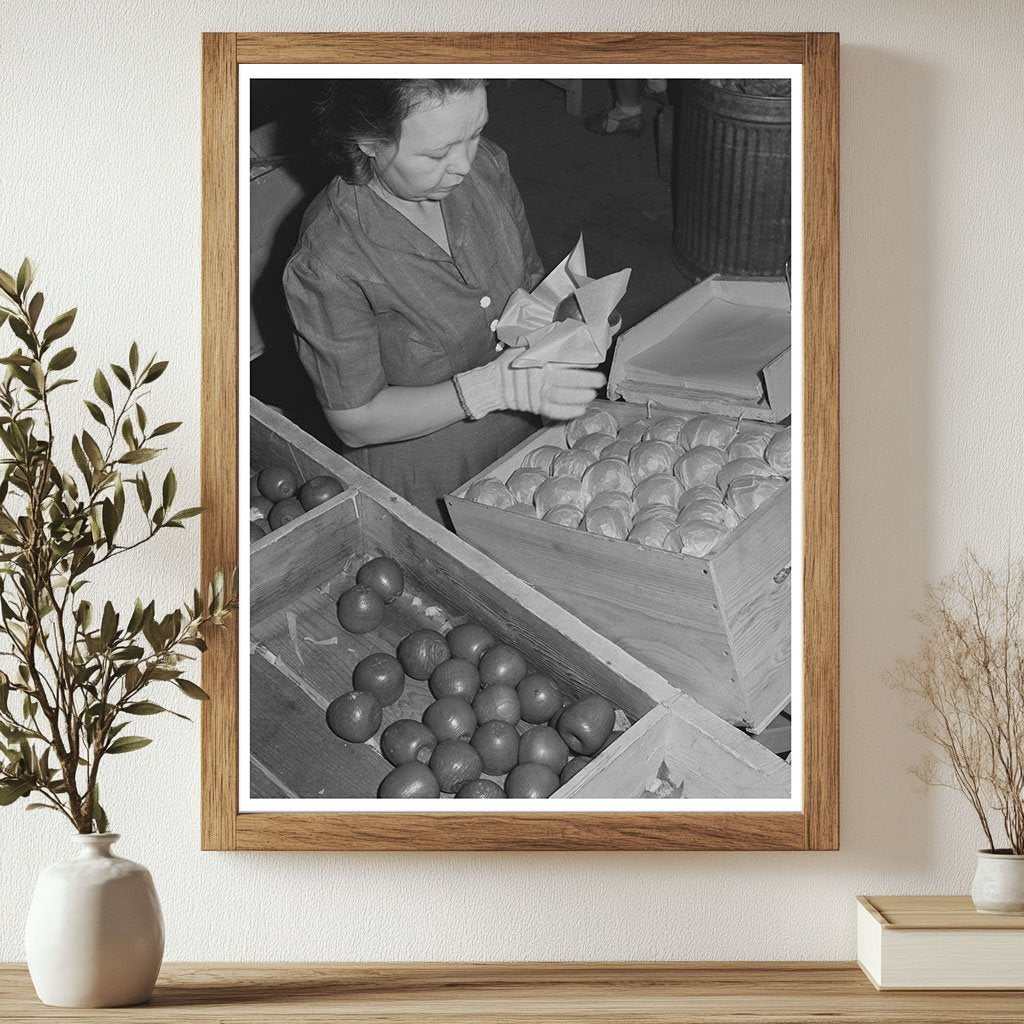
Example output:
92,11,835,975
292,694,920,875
25,833,164,1007
971,849,1024,915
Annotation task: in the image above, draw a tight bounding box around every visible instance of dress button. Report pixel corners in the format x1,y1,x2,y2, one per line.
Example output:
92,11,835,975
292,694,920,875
489,318,499,332
479,295,491,309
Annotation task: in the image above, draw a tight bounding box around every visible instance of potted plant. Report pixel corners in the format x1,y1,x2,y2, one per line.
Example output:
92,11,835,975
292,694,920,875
0,260,237,1005
894,551,1024,914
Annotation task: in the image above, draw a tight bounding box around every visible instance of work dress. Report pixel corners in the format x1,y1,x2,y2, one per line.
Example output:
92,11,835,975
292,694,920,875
283,138,545,523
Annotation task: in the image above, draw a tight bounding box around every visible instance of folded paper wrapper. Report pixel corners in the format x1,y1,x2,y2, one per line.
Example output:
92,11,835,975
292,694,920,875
495,235,631,369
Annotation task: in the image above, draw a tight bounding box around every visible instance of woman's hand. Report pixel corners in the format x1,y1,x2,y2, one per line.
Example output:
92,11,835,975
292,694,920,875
455,349,605,422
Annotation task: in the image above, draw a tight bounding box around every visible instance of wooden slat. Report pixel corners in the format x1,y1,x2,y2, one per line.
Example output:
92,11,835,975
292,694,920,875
200,31,238,852
801,32,841,852
5,961,1024,1022
235,32,808,65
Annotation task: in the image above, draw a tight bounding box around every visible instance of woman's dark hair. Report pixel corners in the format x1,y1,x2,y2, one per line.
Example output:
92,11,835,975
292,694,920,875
312,79,487,184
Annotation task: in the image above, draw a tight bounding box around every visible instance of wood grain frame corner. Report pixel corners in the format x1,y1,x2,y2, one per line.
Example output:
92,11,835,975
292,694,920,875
199,31,839,852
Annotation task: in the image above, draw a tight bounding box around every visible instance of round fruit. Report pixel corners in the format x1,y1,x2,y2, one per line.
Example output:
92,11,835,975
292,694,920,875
352,652,406,706
337,585,385,634
518,725,570,774
325,691,382,743
356,556,405,604
429,739,483,794
446,621,495,665
470,719,520,776
429,658,481,701
560,756,592,785
456,779,506,799
250,521,270,543
478,644,528,688
249,474,261,499
516,674,563,724
380,719,436,767
257,465,298,502
505,762,560,798
250,495,274,520
268,496,305,530
422,696,476,742
299,474,345,510
472,684,521,726
557,695,616,755
397,629,450,680
378,761,440,799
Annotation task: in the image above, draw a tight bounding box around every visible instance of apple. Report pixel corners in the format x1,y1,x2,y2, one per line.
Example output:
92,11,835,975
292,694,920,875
556,695,615,755
377,762,440,799
380,719,437,767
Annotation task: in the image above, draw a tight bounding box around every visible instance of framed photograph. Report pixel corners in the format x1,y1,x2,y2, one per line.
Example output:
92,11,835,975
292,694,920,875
201,32,838,851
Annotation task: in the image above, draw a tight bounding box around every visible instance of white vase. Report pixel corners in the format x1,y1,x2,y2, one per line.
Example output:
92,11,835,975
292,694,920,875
971,849,1024,915
24,833,164,1007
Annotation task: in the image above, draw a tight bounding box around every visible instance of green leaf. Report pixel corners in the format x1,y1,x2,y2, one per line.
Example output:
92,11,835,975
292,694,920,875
26,802,61,813
110,363,131,389
70,435,91,482
83,400,106,427
142,360,168,383
47,346,77,371
81,431,105,472
176,679,210,701
136,404,147,432
93,369,113,408
118,448,157,465
129,342,139,375
0,268,18,300
100,601,117,647
105,735,152,755
136,473,152,513
0,779,33,805
27,292,43,328
124,700,170,716
9,317,32,345
42,308,76,344
168,507,203,524
0,309,9,330
16,258,34,299
150,421,181,438
162,468,176,508
121,418,137,449
91,785,108,834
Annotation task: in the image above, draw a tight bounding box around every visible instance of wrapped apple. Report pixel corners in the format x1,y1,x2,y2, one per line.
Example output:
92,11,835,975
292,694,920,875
716,457,778,492
551,448,598,480
543,504,585,529
679,414,736,450
572,432,616,456
522,444,565,473
466,478,515,509
583,506,632,540
509,502,537,517
727,428,773,461
616,418,653,443
627,518,676,549
599,438,636,463
632,504,679,527
643,416,689,444
679,483,724,509
632,473,686,510
676,500,740,530
506,467,549,504
673,446,727,489
765,426,792,477
581,459,634,502
627,440,678,482
534,475,588,516
565,407,619,445
670,520,730,557
725,474,787,519
585,490,635,518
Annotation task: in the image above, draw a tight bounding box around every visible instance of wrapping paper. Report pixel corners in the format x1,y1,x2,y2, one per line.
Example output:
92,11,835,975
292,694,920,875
495,236,631,368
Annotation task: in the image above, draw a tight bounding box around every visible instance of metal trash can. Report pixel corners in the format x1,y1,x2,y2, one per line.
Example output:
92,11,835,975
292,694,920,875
672,79,791,280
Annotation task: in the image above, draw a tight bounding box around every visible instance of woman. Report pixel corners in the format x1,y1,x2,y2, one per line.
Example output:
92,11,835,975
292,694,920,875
284,79,603,523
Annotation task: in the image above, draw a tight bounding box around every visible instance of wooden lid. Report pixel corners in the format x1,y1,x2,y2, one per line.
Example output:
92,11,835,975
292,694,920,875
858,895,1024,930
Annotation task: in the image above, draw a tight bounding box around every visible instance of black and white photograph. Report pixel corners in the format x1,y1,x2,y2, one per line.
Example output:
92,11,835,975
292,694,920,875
244,71,799,809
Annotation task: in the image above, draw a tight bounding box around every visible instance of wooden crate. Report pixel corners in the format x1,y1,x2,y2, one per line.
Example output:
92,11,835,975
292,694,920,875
445,400,791,733
248,400,789,801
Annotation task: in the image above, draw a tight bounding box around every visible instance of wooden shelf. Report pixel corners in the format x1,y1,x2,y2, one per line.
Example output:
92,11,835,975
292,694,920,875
3,962,1023,1022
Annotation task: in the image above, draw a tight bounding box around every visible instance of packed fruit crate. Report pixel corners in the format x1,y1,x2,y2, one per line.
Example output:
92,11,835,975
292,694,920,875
249,398,789,801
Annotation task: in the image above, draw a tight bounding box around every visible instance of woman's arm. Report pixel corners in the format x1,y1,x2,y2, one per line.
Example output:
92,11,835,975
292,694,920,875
324,381,464,448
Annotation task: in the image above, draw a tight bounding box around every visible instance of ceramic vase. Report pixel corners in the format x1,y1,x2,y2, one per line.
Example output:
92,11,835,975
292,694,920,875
25,833,164,1007
971,849,1024,915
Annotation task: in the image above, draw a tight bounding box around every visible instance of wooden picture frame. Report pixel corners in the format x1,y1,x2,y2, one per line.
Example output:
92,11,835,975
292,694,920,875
201,32,839,851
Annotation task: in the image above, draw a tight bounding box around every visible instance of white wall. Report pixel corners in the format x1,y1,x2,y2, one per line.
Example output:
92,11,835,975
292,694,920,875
2,0,1022,961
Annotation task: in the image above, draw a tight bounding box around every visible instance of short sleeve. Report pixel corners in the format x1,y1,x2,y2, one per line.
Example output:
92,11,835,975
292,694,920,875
282,251,387,411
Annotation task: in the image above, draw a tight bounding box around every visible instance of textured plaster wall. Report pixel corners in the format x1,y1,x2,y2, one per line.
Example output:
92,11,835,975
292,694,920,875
1,0,1023,961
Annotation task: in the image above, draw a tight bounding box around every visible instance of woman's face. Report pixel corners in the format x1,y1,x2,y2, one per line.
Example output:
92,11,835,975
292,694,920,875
362,87,488,202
